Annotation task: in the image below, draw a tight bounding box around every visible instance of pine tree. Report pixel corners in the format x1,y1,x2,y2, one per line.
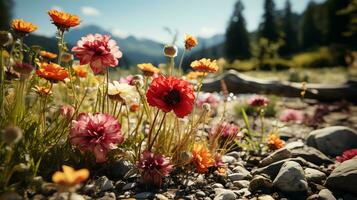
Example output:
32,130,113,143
280,0,298,56
301,1,321,49
259,0,279,42
0,0,13,30
326,0,352,44
225,0,251,62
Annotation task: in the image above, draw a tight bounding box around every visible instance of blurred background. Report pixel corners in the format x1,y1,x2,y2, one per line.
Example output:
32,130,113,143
1,0,356,83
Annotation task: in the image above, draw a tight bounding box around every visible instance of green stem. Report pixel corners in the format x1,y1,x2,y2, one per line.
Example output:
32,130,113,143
169,57,174,76
57,30,64,65
148,112,166,151
178,49,186,76
147,109,159,151
0,48,4,116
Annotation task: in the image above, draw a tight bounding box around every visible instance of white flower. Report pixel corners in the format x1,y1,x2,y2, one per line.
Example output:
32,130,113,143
108,81,138,103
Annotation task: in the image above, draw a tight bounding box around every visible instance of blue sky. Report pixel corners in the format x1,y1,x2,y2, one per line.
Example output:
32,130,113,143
14,0,325,43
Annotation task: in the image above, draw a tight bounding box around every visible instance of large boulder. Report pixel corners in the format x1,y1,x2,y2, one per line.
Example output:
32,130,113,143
291,146,333,165
306,126,357,156
273,161,308,192
325,158,357,194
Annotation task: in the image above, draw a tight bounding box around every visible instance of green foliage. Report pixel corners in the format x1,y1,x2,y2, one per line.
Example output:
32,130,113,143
301,1,323,49
234,97,277,118
291,47,336,68
0,0,13,30
259,0,279,42
280,0,298,56
225,0,252,61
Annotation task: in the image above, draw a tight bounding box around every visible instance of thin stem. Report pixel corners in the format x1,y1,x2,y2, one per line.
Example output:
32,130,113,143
169,57,174,76
147,109,160,150
148,112,166,151
57,30,64,65
178,49,186,76
0,48,4,116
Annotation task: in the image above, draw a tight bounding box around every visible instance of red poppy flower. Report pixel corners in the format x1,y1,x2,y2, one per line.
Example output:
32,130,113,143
146,76,195,118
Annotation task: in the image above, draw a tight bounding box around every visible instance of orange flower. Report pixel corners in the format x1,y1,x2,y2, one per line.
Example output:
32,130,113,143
52,165,89,187
184,34,198,50
11,19,37,34
36,62,69,82
32,85,53,96
191,143,215,173
190,58,218,73
48,10,80,31
137,63,160,76
72,65,87,78
40,51,57,59
129,103,140,112
267,134,285,150
186,71,207,80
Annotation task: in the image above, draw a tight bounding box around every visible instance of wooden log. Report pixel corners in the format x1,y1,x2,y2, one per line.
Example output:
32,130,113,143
200,70,357,102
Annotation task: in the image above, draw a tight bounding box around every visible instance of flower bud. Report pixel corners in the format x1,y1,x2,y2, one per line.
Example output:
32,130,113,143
0,31,13,47
13,62,34,75
132,75,144,87
1,126,23,145
202,103,211,112
163,45,178,58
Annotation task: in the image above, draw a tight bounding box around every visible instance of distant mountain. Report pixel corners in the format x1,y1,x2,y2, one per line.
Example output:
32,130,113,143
23,25,227,68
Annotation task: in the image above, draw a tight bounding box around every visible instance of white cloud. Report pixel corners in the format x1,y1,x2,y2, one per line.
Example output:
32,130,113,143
51,5,63,11
81,6,101,16
199,26,218,38
111,28,129,39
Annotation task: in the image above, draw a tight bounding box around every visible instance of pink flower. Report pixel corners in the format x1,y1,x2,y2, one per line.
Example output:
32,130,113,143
336,149,357,163
248,95,269,107
60,104,75,120
210,122,241,139
279,109,304,123
197,93,220,109
137,151,173,187
69,113,124,163
71,34,122,75
214,154,225,168
119,75,134,85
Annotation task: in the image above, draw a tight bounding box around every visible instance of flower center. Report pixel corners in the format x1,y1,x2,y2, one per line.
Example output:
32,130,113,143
163,89,181,106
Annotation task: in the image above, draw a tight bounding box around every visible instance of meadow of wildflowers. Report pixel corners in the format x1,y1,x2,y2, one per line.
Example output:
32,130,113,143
0,8,356,200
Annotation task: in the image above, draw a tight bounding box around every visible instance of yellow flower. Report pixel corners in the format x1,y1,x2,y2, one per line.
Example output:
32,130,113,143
184,34,198,50
191,143,215,173
48,10,80,31
73,65,87,78
11,19,37,34
52,165,89,187
267,134,285,150
190,58,218,73
32,85,53,96
40,51,57,59
137,63,160,76
186,71,207,80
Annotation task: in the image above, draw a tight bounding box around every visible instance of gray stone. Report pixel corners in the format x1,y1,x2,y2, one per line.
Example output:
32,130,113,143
212,183,224,188
235,188,251,197
228,173,245,181
318,189,336,200
196,190,206,197
325,158,357,194
304,168,326,183
222,155,237,164
110,159,135,179
226,151,240,159
95,176,114,192
273,161,308,192
214,189,237,200
135,192,154,199
248,175,273,192
258,195,275,200
155,194,169,200
50,193,85,200
259,148,291,167
253,157,317,179
97,192,116,200
285,141,305,150
232,166,252,179
306,126,357,156
233,180,250,189
291,146,333,165
122,182,137,191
